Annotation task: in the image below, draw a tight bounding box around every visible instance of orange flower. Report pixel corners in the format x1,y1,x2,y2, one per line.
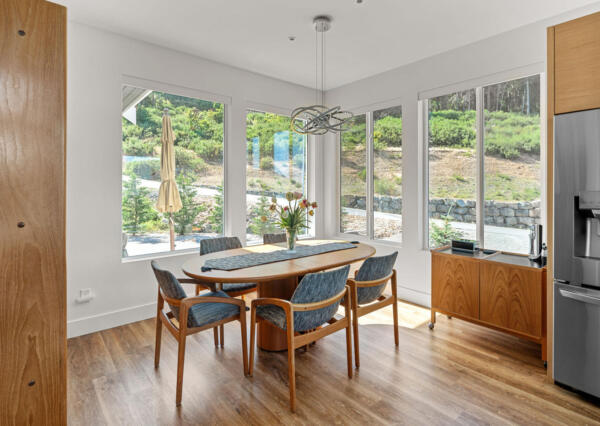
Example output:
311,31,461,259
308,210,314,216
260,215,267,222
311,201,318,208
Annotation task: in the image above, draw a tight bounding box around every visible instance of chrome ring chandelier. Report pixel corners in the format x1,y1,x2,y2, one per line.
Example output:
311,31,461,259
291,16,354,135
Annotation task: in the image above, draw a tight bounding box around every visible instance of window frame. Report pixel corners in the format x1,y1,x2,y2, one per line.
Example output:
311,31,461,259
243,105,314,246
421,70,546,251
120,75,231,261
337,99,405,246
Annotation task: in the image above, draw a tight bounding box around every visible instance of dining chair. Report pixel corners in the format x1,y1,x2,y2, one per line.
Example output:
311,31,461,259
198,236,258,346
151,261,248,406
346,251,399,368
262,232,286,244
249,265,352,412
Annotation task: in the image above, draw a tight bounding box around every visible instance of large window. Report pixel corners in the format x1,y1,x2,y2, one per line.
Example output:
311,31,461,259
121,85,224,257
427,90,477,247
374,106,403,241
425,75,541,254
483,76,541,252
245,110,308,245
340,114,367,236
340,106,403,241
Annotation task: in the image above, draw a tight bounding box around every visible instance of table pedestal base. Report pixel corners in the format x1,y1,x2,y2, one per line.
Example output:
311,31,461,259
257,276,298,351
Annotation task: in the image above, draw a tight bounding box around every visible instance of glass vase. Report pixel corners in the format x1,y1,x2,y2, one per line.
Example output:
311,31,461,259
286,228,297,253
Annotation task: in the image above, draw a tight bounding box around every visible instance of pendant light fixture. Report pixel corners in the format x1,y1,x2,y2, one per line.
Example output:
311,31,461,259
290,16,353,135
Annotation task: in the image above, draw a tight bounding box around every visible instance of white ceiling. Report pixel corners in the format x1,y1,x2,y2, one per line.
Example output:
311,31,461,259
56,0,599,89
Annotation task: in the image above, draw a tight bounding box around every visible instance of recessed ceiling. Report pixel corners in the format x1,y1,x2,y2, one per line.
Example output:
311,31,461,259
56,0,599,89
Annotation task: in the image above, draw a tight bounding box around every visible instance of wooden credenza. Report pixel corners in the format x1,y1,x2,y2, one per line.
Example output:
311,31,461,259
431,248,547,361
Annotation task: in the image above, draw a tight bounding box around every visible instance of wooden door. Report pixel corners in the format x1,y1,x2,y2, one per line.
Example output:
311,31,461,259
480,262,542,338
554,11,600,114
431,253,479,320
0,0,66,423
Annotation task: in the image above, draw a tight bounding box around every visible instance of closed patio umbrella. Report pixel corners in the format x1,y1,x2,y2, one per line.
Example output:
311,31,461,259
156,108,182,251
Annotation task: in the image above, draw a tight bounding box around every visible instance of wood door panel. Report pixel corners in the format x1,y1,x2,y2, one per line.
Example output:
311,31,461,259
432,254,479,320
480,263,542,338
0,0,66,423
555,11,600,114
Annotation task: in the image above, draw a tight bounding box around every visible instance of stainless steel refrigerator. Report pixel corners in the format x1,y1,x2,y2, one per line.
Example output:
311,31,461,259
554,108,600,398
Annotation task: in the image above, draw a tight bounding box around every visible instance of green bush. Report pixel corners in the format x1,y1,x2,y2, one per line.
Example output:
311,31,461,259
374,178,399,196
174,146,207,177
187,139,223,163
124,159,160,181
122,136,157,156
374,115,403,149
357,168,367,181
260,157,274,171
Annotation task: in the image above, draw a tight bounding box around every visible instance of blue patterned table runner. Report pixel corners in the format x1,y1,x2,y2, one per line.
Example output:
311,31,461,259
201,242,357,271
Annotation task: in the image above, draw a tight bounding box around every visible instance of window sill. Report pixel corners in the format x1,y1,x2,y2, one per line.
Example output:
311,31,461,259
336,233,403,249
121,247,199,264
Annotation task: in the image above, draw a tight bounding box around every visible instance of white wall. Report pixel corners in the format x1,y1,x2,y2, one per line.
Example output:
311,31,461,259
66,22,318,337
321,4,600,307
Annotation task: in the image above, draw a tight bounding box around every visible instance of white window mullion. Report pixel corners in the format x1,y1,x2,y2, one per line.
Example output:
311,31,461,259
366,111,375,240
475,86,485,248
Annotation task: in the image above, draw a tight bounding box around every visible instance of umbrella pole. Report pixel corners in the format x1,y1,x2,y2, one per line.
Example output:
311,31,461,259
169,212,175,251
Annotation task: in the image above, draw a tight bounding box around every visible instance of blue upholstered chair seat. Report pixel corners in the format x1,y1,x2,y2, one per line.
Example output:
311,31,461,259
187,290,241,328
221,282,257,292
256,305,288,329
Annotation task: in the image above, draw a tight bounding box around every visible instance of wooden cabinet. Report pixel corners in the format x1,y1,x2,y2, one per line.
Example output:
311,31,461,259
431,249,546,360
0,0,66,423
554,11,600,114
431,253,479,320
480,262,543,338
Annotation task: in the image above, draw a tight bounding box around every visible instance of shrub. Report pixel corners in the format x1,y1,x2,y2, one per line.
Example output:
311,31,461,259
122,136,157,156
430,208,464,247
357,168,367,181
374,179,399,196
374,115,402,148
122,173,158,235
173,173,206,235
124,159,160,181
260,156,274,170
188,139,223,163
174,146,207,177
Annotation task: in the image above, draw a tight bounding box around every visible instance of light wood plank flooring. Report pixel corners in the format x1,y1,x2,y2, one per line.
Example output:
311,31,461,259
68,300,600,425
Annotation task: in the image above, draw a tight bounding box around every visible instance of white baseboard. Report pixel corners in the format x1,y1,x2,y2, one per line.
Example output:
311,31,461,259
396,285,431,308
67,302,157,338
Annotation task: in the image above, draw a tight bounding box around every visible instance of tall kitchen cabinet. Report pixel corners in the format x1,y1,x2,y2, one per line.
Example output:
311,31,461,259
0,0,67,423
547,10,600,381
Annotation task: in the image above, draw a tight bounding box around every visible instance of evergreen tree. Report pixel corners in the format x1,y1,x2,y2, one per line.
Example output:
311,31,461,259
173,173,205,235
207,185,224,234
122,173,156,235
248,187,277,236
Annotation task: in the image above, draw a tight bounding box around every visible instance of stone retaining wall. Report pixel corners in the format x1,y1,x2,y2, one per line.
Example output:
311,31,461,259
341,195,541,228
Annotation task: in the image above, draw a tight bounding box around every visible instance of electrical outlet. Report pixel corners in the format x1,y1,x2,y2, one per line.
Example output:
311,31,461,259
75,288,94,304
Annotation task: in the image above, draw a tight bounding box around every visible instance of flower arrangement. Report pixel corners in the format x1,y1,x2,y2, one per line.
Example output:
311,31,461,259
261,191,318,252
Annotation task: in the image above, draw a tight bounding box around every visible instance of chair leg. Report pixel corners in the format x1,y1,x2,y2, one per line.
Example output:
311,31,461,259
351,307,361,368
392,298,399,346
249,308,257,377
287,326,296,412
154,316,163,368
195,285,201,296
344,293,353,378
219,324,225,347
213,327,219,347
175,333,187,406
392,270,399,346
239,311,249,376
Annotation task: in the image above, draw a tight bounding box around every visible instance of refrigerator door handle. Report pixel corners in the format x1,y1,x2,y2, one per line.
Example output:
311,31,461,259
559,288,600,306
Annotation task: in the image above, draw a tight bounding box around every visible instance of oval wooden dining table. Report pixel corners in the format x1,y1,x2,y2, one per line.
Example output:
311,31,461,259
182,240,375,351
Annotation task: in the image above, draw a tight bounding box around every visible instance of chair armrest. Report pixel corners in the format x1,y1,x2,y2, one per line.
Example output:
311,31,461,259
181,295,246,309
177,278,216,291
347,272,393,288
292,287,347,312
251,297,293,312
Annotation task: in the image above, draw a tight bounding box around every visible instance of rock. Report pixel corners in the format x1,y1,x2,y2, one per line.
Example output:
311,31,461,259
505,217,518,226
501,208,515,217
516,209,529,217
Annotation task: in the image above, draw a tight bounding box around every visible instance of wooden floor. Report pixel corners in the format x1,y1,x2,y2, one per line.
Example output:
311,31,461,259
68,300,600,425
